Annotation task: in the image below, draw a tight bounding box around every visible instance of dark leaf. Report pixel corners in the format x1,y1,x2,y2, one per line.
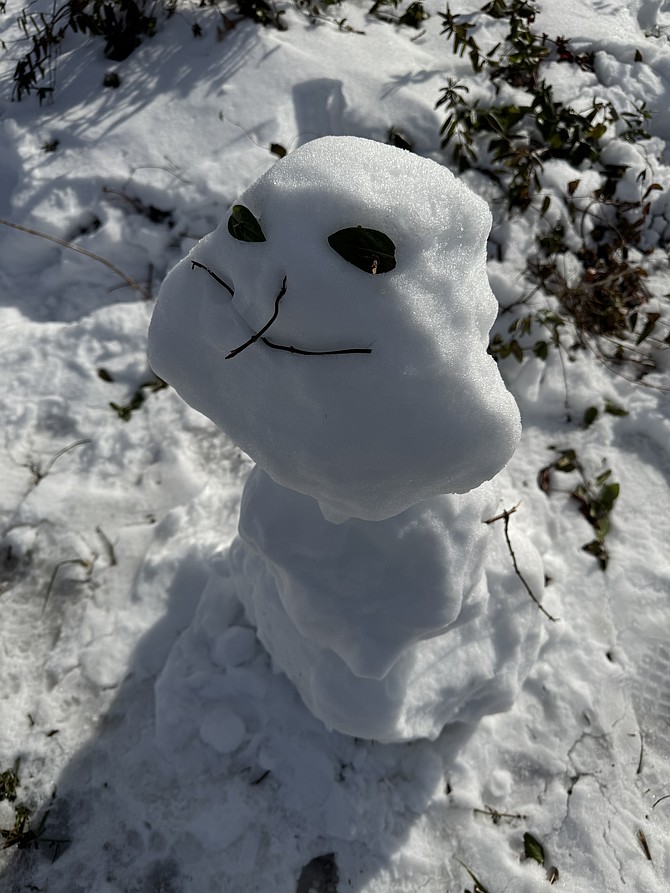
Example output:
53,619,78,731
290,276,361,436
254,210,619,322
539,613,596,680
583,406,598,427
583,539,608,569
270,143,287,158
532,340,548,360
604,400,628,417
510,339,524,363
523,832,545,865
228,204,266,242
599,482,620,511
328,226,396,274
537,465,552,494
296,853,339,893
636,312,660,345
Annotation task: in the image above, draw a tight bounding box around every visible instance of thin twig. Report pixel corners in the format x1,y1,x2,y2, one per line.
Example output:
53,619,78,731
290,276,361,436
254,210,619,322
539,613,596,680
261,338,372,356
226,277,287,359
95,525,117,566
473,805,526,823
40,438,91,481
191,260,234,296
485,504,558,622
637,828,652,861
191,264,375,358
637,731,644,775
0,218,151,300
43,555,97,615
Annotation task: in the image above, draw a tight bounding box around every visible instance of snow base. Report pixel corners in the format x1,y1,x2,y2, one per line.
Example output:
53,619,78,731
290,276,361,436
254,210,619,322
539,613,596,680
229,468,545,742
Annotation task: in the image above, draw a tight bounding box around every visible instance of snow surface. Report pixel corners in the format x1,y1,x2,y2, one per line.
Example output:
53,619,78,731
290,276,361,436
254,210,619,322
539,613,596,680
1,0,670,890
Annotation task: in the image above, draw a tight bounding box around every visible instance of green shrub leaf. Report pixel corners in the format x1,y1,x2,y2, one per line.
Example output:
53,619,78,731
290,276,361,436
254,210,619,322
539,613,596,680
523,832,545,865
228,205,266,242
328,227,396,274
583,406,598,427
604,400,628,417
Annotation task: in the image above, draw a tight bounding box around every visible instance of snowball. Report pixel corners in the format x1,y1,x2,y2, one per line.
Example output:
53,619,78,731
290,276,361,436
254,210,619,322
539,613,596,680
148,136,521,521
199,707,246,754
211,626,257,668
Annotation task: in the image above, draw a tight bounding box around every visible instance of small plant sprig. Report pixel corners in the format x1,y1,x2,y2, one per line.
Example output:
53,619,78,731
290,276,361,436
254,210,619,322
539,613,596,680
235,0,287,30
102,372,168,421
368,0,429,29
293,0,363,32
485,504,557,621
11,0,161,101
437,0,669,382
0,217,152,300
538,448,620,570
0,760,20,802
1,806,69,862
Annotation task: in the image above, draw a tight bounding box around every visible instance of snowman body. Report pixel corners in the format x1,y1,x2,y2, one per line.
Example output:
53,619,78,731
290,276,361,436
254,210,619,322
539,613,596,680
148,137,543,741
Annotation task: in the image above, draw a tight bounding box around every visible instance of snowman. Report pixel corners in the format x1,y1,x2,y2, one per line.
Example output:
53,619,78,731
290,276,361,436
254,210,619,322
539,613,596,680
148,136,544,742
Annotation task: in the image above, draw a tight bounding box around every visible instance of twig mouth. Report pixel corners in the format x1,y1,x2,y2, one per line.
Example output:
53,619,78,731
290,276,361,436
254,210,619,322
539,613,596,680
191,262,373,359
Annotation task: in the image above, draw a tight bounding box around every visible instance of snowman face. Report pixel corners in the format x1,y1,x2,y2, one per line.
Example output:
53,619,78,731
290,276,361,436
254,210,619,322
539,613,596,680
148,136,521,521
194,207,398,360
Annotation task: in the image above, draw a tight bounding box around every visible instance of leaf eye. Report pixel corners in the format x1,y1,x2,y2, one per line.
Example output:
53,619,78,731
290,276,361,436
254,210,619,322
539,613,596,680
328,226,396,274
228,205,266,242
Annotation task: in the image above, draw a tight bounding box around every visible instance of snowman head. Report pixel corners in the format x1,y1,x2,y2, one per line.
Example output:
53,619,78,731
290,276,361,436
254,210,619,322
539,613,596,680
148,136,521,521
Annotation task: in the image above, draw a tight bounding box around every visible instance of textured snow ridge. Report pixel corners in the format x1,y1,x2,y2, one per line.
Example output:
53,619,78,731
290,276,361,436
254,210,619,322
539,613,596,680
231,469,544,742
148,136,521,521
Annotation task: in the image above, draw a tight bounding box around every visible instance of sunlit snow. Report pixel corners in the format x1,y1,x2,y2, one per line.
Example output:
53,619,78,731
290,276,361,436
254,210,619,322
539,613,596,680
1,0,670,891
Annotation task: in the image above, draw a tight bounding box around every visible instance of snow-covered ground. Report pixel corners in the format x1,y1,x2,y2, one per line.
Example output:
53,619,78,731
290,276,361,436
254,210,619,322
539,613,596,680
1,0,669,890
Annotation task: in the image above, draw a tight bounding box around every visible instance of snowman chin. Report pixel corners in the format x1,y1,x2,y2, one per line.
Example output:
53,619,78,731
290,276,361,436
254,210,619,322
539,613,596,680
318,501,353,524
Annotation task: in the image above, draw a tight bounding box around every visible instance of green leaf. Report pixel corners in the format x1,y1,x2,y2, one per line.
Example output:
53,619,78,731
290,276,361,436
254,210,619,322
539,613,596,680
604,400,628,417
599,481,620,511
583,406,598,427
228,205,266,242
328,226,396,274
532,340,548,360
583,539,609,569
523,832,545,865
510,339,524,363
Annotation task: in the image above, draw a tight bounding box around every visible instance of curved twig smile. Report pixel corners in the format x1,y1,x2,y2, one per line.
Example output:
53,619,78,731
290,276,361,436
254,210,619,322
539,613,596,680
191,262,373,359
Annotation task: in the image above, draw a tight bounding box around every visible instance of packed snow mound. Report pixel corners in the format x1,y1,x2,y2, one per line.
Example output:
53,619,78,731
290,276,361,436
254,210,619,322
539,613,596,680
148,136,521,521
237,467,498,680
232,470,544,742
